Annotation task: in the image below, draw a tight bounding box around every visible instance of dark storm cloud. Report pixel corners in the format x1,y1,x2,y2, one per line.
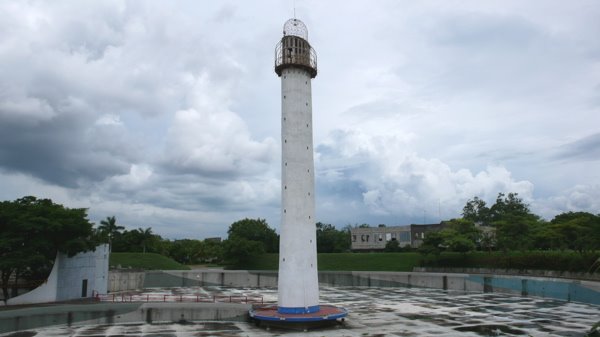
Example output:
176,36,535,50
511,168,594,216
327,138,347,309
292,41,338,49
554,133,600,161
0,101,132,187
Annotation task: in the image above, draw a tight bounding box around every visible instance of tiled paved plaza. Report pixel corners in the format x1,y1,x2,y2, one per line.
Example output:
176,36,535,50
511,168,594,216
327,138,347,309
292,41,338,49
2,286,599,337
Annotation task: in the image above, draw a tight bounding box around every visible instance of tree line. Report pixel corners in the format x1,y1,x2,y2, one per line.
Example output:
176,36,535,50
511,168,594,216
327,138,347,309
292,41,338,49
418,193,600,255
2,193,599,301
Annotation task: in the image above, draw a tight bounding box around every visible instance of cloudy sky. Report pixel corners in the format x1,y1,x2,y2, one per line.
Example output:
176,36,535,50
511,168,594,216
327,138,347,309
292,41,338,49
1,1,599,239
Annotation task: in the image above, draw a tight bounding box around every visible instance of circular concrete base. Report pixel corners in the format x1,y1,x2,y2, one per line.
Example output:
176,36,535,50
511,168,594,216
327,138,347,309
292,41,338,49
249,304,348,330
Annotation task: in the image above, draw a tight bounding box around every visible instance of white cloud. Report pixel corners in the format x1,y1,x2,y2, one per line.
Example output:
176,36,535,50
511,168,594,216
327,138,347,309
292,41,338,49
316,129,534,224
0,1,598,238
95,114,123,126
162,72,277,177
534,185,600,220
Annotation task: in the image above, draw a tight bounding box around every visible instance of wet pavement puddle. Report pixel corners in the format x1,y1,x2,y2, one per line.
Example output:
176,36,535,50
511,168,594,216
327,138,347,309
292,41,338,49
2,286,599,336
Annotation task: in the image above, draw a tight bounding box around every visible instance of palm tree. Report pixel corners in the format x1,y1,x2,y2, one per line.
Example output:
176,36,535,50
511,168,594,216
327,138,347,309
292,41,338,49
137,227,153,254
98,216,124,250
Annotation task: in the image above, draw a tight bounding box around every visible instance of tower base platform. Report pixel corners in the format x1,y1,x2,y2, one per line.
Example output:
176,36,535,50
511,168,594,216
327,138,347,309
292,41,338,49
249,304,348,331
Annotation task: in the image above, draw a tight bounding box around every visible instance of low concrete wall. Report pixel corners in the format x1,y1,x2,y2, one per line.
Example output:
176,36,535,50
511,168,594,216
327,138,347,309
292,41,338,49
108,270,600,306
0,302,250,334
414,267,600,281
109,271,145,292
143,270,278,288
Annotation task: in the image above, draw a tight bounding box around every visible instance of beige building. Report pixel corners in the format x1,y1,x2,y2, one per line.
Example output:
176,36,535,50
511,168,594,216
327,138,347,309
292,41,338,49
350,223,449,251
350,225,412,251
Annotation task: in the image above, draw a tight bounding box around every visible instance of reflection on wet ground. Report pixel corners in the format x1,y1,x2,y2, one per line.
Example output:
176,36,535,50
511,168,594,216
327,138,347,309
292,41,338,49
2,286,599,337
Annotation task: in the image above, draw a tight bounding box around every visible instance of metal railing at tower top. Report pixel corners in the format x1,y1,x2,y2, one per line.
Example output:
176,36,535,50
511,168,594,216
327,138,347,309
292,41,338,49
275,35,317,78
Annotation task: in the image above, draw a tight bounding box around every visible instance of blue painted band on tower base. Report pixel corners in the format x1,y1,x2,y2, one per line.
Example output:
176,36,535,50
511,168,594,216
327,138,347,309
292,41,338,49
277,305,320,314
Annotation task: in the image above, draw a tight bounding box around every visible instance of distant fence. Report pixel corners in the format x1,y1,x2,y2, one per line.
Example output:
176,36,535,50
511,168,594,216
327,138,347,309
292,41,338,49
99,293,263,305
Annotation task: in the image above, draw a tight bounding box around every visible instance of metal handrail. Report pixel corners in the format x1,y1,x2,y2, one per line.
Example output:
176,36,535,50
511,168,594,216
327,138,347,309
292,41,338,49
274,36,317,77
97,293,264,304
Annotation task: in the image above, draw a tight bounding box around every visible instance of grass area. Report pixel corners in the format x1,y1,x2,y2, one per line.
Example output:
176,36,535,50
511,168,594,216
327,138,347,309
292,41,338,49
319,253,421,271
110,251,599,272
421,250,599,272
233,251,600,273
110,252,190,270
235,252,422,271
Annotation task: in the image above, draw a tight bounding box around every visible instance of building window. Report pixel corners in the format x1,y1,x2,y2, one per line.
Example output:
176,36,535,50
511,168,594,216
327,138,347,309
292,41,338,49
400,232,410,242
378,234,383,242
352,235,356,242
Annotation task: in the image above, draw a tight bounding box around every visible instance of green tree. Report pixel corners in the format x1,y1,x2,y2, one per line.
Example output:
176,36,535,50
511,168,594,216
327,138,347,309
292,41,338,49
530,222,561,250
196,239,224,264
226,218,278,253
489,193,531,222
479,230,496,253
0,196,95,303
316,222,350,253
384,239,401,252
418,231,445,255
222,237,265,266
137,227,154,254
98,216,124,249
167,239,204,264
550,212,600,253
443,218,480,254
111,228,164,254
462,196,491,224
488,193,541,251
446,218,481,243
223,218,278,266
446,235,476,255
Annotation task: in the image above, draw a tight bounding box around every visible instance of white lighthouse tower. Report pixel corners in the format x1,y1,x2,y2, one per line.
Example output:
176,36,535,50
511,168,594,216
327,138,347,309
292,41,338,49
275,18,319,314
250,18,347,327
